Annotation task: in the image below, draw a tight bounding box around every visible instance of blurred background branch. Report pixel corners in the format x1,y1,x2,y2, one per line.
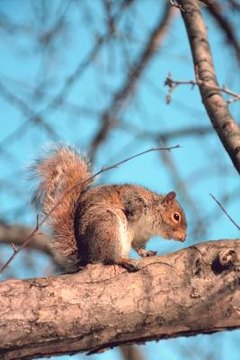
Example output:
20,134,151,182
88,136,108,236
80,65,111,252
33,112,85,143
0,1,239,359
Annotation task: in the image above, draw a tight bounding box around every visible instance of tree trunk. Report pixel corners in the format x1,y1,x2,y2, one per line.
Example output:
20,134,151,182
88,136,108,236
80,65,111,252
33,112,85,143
0,239,240,360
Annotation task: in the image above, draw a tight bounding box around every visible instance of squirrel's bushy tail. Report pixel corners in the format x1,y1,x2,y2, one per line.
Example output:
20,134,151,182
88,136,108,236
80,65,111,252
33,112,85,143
29,145,92,272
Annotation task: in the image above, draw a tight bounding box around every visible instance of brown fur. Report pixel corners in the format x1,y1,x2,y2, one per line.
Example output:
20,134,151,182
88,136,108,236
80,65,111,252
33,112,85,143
29,145,92,271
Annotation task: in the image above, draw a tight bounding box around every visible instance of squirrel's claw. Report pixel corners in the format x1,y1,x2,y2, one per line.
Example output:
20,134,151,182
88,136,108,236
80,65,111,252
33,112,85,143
143,250,158,257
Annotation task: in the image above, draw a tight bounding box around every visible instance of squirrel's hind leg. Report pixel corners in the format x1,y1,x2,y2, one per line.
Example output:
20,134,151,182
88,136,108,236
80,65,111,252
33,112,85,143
78,209,140,271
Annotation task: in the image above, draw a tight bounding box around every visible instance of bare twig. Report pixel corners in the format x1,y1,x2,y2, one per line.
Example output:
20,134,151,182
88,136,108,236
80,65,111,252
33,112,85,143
165,74,240,104
11,243,18,253
210,193,240,231
0,144,180,273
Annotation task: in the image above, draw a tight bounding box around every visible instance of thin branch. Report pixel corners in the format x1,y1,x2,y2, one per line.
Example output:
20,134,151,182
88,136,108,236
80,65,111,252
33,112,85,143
178,0,240,173
0,2,133,153
120,121,214,140
43,0,133,114
188,186,240,239
159,141,198,207
0,223,52,256
0,144,180,273
169,0,186,12
120,346,145,360
210,193,240,231
165,75,240,104
89,3,176,161
228,0,240,10
204,0,240,63
0,81,59,140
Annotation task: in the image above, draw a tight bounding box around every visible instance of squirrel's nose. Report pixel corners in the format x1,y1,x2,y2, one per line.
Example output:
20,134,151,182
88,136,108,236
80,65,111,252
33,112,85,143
179,234,186,242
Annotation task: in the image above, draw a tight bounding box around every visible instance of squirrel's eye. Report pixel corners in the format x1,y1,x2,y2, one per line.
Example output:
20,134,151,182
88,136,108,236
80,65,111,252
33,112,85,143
173,212,180,222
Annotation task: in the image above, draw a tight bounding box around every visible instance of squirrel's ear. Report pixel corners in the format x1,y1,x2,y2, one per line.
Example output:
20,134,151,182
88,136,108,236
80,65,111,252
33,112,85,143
163,191,176,204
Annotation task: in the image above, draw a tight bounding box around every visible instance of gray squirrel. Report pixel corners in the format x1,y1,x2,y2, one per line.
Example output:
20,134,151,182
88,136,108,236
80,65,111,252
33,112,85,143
30,145,187,272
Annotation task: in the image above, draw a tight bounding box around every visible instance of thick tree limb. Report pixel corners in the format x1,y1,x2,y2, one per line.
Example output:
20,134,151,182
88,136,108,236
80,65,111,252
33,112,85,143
1,239,240,360
178,0,240,173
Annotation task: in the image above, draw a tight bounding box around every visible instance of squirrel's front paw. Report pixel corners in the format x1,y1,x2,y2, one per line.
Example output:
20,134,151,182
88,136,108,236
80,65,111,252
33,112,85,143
144,250,158,257
116,258,141,272
137,249,158,258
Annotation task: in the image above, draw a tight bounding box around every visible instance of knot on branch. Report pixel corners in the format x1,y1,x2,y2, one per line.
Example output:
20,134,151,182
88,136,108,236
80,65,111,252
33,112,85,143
211,249,240,275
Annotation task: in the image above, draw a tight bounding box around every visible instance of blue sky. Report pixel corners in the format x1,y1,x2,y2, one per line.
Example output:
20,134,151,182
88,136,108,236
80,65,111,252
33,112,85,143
0,1,239,359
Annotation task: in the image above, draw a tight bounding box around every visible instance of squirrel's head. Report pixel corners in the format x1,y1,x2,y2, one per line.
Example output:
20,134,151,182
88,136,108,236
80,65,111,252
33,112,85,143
155,191,187,242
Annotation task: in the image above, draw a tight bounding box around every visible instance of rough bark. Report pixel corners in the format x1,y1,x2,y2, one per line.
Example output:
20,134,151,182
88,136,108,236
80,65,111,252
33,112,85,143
0,239,240,360
179,0,240,173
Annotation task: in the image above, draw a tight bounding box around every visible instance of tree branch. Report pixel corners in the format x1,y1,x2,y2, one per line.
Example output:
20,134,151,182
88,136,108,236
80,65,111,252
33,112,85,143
204,0,240,63
178,0,240,173
165,75,240,104
0,223,52,256
89,3,176,161
1,239,240,360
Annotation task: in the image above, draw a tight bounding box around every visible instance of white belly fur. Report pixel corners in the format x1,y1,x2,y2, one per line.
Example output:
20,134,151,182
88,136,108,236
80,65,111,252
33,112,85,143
116,212,154,256
117,216,133,257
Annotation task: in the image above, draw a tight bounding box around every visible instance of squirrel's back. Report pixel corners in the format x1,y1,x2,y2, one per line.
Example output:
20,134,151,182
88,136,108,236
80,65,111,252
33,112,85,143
29,145,92,272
